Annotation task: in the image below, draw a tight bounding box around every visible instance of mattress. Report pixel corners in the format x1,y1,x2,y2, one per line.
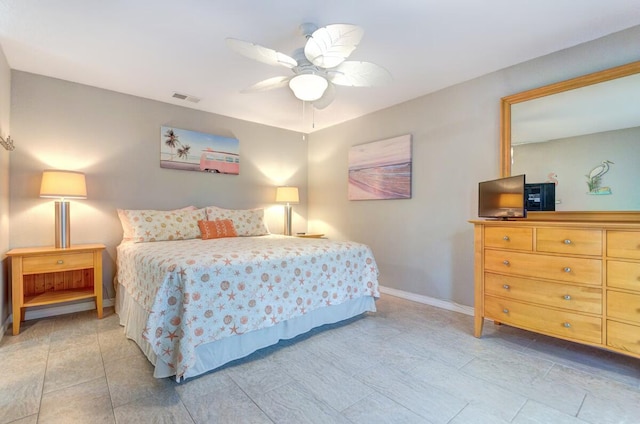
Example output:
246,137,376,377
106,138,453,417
115,235,380,380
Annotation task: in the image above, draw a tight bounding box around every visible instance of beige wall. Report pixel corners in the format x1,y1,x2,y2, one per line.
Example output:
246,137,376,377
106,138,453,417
0,46,10,328
9,72,308,300
307,25,640,307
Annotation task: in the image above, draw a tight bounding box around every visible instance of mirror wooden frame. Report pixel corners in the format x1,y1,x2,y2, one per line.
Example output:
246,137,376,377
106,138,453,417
500,60,640,222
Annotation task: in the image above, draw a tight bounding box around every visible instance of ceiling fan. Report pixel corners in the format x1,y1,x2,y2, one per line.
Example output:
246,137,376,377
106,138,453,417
226,23,392,109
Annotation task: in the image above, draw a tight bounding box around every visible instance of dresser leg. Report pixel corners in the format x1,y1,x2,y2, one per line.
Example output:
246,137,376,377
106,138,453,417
474,314,484,337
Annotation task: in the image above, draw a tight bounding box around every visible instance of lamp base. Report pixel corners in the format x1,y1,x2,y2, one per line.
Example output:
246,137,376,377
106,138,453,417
283,204,293,236
55,201,71,248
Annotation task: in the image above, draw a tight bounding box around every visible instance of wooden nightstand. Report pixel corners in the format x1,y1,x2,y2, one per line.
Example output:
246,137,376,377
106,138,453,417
295,233,325,238
6,243,105,335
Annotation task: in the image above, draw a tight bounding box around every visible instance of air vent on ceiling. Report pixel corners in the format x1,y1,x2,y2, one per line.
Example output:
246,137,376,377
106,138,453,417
172,92,201,103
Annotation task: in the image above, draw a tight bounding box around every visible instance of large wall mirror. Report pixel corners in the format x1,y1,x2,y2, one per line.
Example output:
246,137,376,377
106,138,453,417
501,60,640,221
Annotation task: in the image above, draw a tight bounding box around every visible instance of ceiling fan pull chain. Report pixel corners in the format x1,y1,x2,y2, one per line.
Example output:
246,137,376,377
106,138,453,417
302,99,306,122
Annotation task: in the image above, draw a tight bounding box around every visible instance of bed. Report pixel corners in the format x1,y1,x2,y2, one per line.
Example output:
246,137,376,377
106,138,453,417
114,207,379,381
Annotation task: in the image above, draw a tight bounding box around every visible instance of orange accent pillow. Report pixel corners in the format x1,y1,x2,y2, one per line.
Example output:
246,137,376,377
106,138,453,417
198,219,238,240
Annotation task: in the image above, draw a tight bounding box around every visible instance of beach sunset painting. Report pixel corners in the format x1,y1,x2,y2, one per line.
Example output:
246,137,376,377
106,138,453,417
348,134,412,200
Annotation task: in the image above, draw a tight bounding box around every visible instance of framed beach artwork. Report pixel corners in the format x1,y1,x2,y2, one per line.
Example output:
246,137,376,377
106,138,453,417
348,134,412,200
160,126,240,174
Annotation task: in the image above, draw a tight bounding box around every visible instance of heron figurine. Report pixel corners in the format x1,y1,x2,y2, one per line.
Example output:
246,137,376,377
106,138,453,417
586,160,614,194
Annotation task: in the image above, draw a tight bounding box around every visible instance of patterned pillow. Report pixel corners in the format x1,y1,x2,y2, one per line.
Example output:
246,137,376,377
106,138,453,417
204,206,269,236
117,206,197,241
127,208,206,242
198,219,238,240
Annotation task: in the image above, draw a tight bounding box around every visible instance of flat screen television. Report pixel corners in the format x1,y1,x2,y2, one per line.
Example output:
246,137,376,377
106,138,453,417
478,174,527,219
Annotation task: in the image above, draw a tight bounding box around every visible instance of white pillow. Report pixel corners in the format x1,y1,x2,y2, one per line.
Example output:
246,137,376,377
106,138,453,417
205,206,269,236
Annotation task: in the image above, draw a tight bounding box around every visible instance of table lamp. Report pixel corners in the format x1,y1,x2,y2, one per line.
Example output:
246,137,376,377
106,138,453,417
40,170,87,248
275,186,299,236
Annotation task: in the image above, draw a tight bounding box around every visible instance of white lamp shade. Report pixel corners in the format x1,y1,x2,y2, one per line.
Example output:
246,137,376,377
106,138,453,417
40,170,87,199
276,186,299,203
289,74,328,101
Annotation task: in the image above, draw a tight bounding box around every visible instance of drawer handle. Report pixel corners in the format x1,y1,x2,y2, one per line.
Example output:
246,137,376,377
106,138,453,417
502,308,509,314
564,239,572,245
563,295,571,301
503,235,510,241
57,260,64,264
563,267,571,273
563,322,571,328
502,284,510,290
503,260,510,266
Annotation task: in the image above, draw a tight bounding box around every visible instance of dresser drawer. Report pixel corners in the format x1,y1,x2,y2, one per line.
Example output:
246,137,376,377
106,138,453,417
484,249,602,285
484,295,601,344
536,228,602,256
607,320,640,356
485,273,602,314
22,252,94,274
607,231,640,260
607,290,640,324
485,227,533,251
607,260,640,291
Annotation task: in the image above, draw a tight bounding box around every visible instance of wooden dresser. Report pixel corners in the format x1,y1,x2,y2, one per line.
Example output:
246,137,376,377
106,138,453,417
471,219,640,359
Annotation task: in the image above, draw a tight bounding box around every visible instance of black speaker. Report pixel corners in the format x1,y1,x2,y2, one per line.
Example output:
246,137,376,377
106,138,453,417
525,183,555,211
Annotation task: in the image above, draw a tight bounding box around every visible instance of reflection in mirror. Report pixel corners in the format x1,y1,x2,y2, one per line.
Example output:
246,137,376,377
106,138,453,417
501,60,640,217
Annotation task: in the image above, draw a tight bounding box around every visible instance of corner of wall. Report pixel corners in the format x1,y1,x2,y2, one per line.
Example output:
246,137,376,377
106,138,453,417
0,43,12,340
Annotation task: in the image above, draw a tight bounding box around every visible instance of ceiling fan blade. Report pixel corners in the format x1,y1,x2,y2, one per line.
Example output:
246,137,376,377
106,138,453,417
312,82,335,110
328,61,392,87
304,24,364,69
226,38,297,68
240,76,292,93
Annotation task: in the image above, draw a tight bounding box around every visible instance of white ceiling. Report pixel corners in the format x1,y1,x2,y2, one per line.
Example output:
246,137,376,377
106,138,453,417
1,0,639,134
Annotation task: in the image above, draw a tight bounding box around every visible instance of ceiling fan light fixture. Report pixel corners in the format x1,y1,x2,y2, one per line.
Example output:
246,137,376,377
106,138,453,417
227,23,388,109
289,74,328,101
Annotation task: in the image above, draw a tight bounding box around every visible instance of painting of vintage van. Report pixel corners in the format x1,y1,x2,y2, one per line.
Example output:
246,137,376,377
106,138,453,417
199,149,240,174
160,126,240,175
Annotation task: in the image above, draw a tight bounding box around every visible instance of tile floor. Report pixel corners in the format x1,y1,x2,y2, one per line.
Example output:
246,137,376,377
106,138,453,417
0,294,639,423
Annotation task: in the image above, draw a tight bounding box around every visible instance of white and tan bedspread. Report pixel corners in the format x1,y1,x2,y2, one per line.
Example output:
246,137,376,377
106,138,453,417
117,235,379,379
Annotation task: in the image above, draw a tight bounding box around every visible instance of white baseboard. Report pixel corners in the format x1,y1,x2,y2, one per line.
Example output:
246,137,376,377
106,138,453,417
379,286,474,316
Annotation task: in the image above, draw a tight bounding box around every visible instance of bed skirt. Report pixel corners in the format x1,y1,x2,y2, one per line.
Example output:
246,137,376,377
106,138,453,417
115,281,376,381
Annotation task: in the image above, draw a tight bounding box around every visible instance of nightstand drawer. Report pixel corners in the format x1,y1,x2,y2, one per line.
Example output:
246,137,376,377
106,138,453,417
485,227,533,251
22,252,94,274
536,228,602,256
485,295,601,344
